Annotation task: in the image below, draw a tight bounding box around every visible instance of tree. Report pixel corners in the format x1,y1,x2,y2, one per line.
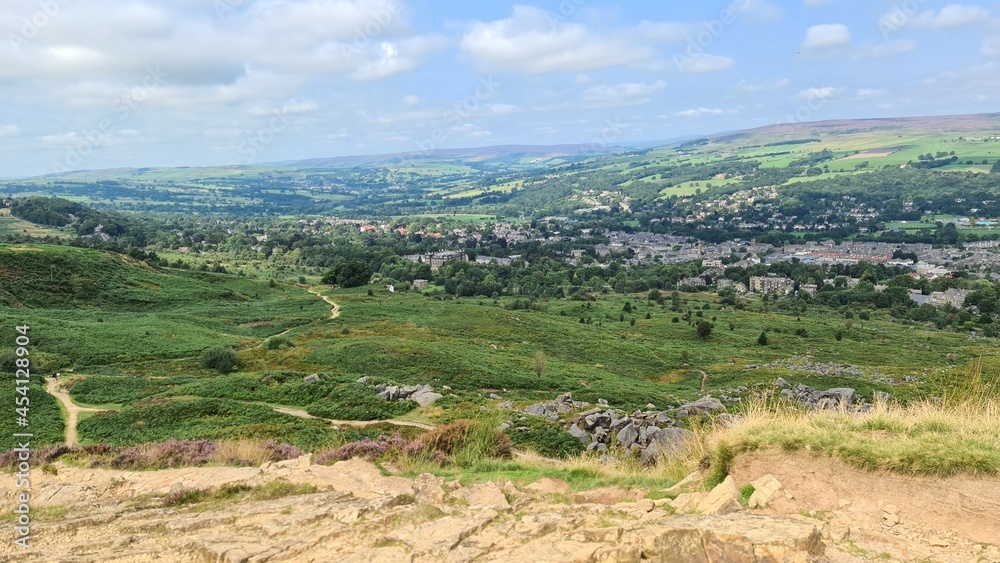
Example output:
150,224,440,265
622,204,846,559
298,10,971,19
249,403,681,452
648,289,662,302
696,321,714,340
757,331,769,346
533,350,546,379
322,260,373,288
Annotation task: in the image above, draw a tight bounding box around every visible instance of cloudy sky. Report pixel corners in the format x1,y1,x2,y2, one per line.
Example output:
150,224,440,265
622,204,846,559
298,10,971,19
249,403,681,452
0,0,998,177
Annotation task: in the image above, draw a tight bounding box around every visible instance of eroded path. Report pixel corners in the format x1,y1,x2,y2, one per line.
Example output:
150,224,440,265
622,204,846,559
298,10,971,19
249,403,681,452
46,377,103,446
270,405,435,431
307,286,340,319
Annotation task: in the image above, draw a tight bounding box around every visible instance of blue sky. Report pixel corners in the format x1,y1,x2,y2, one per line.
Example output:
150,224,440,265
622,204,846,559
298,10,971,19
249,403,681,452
0,0,998,177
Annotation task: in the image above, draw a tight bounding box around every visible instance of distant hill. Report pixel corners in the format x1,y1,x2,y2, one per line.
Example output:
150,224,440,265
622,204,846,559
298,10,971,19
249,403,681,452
283,143,630,169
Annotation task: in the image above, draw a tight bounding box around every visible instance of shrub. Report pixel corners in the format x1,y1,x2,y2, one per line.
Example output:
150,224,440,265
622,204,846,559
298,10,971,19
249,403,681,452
306,384,415,421
315,433,407,464
423,419,513,465
200,347,238,373
265,336,294,350
504,417,583,459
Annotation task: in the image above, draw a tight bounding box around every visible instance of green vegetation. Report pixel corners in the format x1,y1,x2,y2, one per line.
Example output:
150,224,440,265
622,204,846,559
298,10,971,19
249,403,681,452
200,347,238,373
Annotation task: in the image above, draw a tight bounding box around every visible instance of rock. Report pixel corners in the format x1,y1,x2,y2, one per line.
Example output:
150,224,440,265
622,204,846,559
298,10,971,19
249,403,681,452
636,498,655,513
677,396,725,416
748,475,783,509
568,424,590,444
384,513,497,555
645,403,656,410
498,401,513,409
457,482,510,510
303,374,320,384
817,388,857,406
928,537,950,547
524,478,570,495
616,422,639,448
696,476,742,516
412,473,446,505
714,413,744,428
598,398,609,406
669,493,705,513
873,391,893,403
642,427,693,463
664,471,704,494
356,376,371,384
642,514,825,563
775,377,791,388
882,503,899,516
410,389,443,407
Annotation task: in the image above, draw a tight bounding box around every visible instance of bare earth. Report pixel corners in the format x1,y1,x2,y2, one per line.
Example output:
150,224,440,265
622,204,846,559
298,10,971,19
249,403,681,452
730,451,1000,562
2,452,998,562
45,378,102,447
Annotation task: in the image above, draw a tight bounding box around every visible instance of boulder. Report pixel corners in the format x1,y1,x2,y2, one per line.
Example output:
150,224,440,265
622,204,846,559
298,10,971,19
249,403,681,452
642,514,825,563
303,374,320,384
410,389,443,407
748,475,784,509
568,424,590,444
678,396,725,416
457,482,510,510
696,476,742,516
616,422,639,448
642,427,693,463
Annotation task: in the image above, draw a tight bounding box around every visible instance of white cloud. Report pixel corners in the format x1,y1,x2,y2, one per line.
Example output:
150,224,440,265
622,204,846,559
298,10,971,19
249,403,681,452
803,0,833,6
801,24,852,52
0,125,19,138
674,53,736,73
984,37,1000,58
351,35,450,80
582,80,667,107
638,20,699,42
855,39,917,59
734,78,789,92
911,4,991,29
729,0,784,24
460,6,650,73
403,95,420,107
796,87,838,101
675,108,725,117
855,88,888,100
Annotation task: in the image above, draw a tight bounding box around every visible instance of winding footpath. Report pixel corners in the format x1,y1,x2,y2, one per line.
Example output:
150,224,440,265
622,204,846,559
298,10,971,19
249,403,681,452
307,286,341,319
46,377,103,447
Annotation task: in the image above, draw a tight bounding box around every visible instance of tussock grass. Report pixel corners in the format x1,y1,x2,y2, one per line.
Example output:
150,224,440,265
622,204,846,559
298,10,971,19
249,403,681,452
708,361,1000,477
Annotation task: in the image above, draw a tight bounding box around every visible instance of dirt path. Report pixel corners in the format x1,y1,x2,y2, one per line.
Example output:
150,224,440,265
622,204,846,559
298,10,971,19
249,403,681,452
270,405,435,430
307,286,340,319
45,377,104,446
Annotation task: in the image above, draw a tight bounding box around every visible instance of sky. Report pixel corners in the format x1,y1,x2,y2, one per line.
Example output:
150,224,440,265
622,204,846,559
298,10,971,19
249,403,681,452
0,0,998,178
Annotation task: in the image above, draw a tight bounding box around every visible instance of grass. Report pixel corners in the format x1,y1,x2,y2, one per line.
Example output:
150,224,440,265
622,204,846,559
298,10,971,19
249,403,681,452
706,361,1000,477
161,480,317,508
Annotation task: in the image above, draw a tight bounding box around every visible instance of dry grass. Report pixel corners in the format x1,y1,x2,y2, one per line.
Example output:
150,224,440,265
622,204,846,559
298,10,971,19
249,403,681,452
707,361,1000,477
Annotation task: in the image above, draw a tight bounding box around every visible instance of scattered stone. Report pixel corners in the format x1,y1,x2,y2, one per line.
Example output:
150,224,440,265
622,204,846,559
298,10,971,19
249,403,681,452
696,476,743,516
775,377,791,388
303,374,320,384
669,493,705,513
636,498,656,513
677,396,725,416
568,424,590,444
928,537,950,547
748,475,784,509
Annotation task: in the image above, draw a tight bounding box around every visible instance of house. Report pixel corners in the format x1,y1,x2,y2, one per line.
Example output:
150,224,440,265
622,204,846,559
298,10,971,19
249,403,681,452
413,279,430,289
749,275,795,295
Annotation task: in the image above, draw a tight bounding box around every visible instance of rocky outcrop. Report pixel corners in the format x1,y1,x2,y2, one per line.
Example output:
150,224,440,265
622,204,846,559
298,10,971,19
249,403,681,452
780,383,866,411
373,382,443,407
2,459,829,563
